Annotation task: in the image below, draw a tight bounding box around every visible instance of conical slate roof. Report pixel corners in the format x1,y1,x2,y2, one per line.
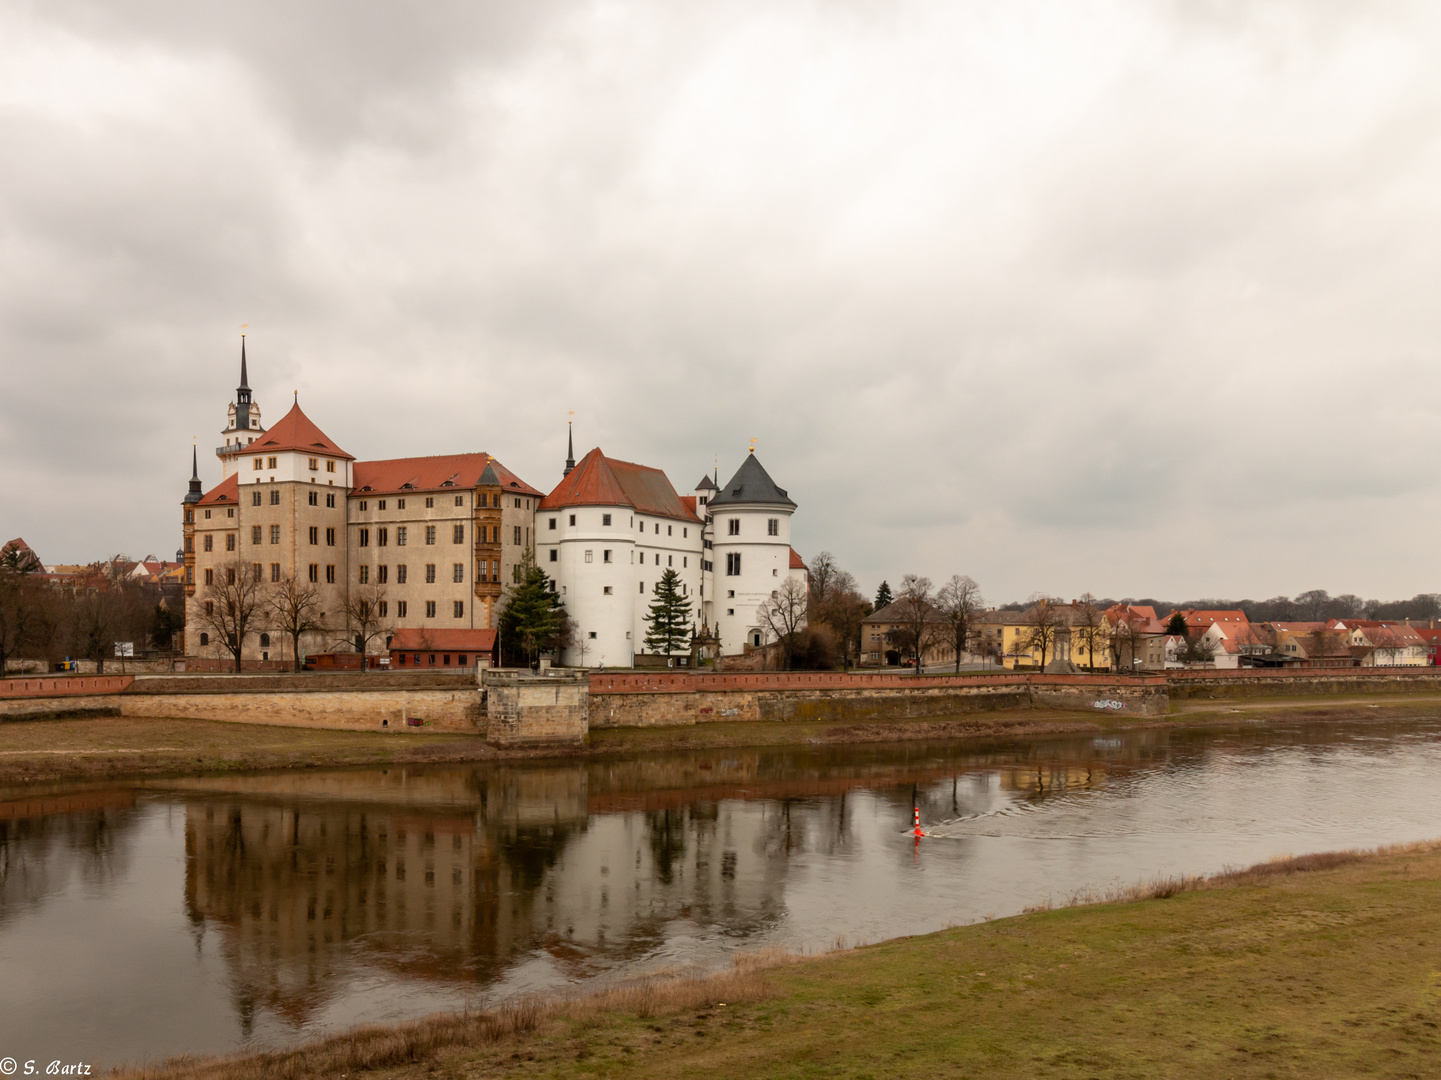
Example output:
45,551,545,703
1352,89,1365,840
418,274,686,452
708,454,795,509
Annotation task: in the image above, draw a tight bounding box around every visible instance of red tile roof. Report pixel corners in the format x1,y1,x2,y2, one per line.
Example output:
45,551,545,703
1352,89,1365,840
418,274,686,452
197,474,239,507
539,448,701,522
353,453,541,497
789,547,806,570
250,403,354,460
1105,604,1164,634
388,628,497,653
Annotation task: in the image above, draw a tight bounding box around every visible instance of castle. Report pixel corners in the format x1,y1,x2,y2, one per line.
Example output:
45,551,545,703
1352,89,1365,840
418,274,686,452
182,343,805,667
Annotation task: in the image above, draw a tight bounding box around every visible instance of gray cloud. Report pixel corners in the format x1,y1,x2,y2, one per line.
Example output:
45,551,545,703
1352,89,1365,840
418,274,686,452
3,0,1441,603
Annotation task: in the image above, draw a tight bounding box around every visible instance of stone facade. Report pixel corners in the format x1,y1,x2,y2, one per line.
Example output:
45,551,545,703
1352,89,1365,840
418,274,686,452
482,670,589,746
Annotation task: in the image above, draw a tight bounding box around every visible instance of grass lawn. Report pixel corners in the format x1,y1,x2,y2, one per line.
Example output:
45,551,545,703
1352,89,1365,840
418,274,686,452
121,842,1441,1080
0,715,485,787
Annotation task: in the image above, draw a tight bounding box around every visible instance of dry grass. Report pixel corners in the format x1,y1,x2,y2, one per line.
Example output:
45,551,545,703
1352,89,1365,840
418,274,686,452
109,949,796,1080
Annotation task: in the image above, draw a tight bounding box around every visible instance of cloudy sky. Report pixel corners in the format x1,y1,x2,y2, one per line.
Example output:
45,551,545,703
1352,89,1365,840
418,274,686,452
4,0,1441,603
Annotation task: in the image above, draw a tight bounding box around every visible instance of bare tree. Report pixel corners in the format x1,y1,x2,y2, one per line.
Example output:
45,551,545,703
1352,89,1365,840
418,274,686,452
822,575,870,669
756,576,808,670
935,574,983,674
343,582,392,667
0,557,47,673
1021,595,1062,672
266,572,326,672
894,574,943,674
1073,593,1109,671
192,558,267,672
1295,589,1331,622
806,551,841,615
1110,616,1146,672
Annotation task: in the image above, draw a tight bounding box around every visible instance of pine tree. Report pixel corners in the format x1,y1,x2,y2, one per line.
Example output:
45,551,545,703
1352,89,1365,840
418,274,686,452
498,552,567,666
644,568,693,657
873,580,894,612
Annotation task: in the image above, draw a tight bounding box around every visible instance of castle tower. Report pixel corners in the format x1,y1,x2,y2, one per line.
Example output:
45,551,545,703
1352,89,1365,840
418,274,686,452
706,451,801,656
218,335,266,478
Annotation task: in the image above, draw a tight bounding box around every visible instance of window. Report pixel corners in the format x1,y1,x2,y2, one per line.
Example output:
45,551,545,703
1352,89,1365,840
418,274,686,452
199,632,209,646
326,527,336,546
269,525,280,545
548,549,558,562
396,526,407,546
397,600,408,617
584,550,593,563
425,563,436,583
603,550,612,563
226,534,236,551
359,566,370,584
227,508,234,518
204,509,211,519
548,518,557,530
308,491,318,506
308,526,318,545
308,457,318,470
378,565,388,584
727,589,735,598
453,563,464,583
425,496,434,508
728,519,740,536
455,495,464,507
359,501,368,511
683,556,687,568
603,586,613,595
425,526,436,545
683,528,688,538
253,457,264,470
726,552,741,575
602,514,612,527
768,518,778,536
639,581,645,593
308,564,318,583
513,563,522,583
668,555,673,567
667,525,672,536
226,567,236,584
378,499,387,510
326,493,336,508
250,525,262,545
185,537,193,552
203,534,213,552
454,524,465,544
378,527,388,547
326,460,335,473
251,491,262,507
269,489,280,506
425,600,437,618
638,520,644,531
204,568,214,585
654,523,659,534
378,601,388,617
259,633,270,648
325,565,335,584
267,456,277,469
270,562,280,582
569,514,576,526
453,600,464,618
727,608,734,616
359,528,370,547
588,631,597,639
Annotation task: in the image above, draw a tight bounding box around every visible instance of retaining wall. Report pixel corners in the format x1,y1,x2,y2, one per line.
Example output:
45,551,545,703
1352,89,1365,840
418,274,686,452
1167,668,1441,700
483,672,589,746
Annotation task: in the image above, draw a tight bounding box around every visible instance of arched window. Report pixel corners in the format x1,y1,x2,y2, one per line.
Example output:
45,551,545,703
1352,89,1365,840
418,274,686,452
199,632,209,646
259,633,270,648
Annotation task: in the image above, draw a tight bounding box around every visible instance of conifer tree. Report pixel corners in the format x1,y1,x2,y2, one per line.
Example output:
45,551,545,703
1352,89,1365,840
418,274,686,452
498,552,567,666
873,580,894,612
644,568,693,657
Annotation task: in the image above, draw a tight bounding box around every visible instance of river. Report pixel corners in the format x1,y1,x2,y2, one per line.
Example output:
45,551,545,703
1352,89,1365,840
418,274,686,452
3,716,1441,1068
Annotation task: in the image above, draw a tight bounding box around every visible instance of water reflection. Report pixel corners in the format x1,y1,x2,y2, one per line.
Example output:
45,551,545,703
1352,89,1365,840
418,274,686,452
2,717,1441,1066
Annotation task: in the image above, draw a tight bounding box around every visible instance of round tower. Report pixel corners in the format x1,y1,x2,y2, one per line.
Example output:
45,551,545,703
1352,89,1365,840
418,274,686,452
706,452,799,656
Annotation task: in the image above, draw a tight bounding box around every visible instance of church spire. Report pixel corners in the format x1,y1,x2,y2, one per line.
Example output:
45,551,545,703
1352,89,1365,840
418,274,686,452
235,334,253,431
183,442,203,504
563,419,576,477
239,334,249,390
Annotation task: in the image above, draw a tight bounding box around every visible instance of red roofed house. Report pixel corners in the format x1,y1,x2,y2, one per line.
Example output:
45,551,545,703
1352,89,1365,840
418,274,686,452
389,628,498,670
1166,610,1253,669
182,341,543,670
1104,603,1168,670
1331,619,1429,666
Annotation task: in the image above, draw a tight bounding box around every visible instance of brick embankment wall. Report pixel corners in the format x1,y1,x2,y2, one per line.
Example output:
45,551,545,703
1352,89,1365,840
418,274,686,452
130,672,476,694
1167,669,1441,700
1,688,482,731
483,673,588,746
0,675,134,698
587,672,1169,727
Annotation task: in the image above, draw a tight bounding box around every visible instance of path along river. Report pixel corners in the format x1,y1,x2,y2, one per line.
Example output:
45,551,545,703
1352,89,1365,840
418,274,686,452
3,715,1441,1067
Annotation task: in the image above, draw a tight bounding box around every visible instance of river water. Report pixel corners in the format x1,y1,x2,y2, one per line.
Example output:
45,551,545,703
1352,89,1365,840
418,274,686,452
4,716,1441,1068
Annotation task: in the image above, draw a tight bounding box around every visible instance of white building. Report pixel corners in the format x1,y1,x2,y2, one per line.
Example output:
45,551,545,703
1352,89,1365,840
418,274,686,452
538,446,805,666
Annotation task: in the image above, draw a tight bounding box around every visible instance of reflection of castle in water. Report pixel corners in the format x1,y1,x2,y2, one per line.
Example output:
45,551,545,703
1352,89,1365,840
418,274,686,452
177,765,794,1031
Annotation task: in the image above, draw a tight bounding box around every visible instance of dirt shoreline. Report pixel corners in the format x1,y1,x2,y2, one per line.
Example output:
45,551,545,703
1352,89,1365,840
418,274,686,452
1,692,1439,788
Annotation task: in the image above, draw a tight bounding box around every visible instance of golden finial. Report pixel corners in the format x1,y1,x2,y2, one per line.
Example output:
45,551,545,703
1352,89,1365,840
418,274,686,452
748,437,757,455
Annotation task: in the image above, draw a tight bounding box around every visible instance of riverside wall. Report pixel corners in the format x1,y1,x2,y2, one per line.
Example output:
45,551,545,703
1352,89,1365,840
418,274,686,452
1166,667,1441,700
586,671,1170,727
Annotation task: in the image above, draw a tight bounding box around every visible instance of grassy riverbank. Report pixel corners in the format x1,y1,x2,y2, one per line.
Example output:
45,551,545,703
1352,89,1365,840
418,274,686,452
5,692,1441,786
116,840,1441,1079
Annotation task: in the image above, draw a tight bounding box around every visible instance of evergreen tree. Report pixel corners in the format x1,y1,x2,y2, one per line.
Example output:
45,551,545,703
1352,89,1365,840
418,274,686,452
644,568,693,657
873,580,894,612
1165,612,1188,637
498,552,567,666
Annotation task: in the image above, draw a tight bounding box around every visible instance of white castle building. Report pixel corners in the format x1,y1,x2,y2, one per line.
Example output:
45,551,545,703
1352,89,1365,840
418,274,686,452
538,438,807,667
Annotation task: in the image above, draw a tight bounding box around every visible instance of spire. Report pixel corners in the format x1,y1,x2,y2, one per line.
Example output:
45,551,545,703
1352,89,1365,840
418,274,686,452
563,419,576,477
239,335,249,390
183,442,203,504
